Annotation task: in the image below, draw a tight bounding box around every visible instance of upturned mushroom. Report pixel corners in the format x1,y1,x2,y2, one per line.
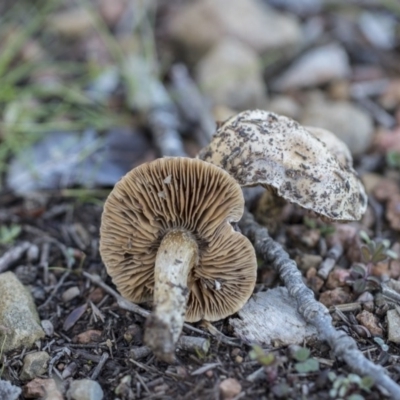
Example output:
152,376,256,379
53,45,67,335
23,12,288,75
198,109,367,223
99,157,257,362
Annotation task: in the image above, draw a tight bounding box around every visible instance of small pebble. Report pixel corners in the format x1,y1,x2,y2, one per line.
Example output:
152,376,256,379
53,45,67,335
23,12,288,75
325,268,350,289
73,330,102,344
219,378,242,400
67,379,103,400
62,287,80,303
23,378,62,400
387,309,400,343
41,320,54,337
356,310,383,337
319,288,351,308
20,352,50,381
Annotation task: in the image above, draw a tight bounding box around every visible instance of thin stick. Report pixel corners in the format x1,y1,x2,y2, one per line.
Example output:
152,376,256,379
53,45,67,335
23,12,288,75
38,271,70,310
318,243,343,280
90,352,109,380
239,209,400,399
0,242,31,273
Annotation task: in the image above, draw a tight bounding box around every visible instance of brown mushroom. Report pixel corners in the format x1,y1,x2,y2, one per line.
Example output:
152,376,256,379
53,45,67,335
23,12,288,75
100,157,257,362
198,109,367,222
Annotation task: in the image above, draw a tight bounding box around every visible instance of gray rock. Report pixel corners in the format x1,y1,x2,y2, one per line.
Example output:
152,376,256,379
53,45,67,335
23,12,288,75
67,379,104,400
196,38,268,110
230,287,317,346
301,97,374,156
0,380,21,400
0,272,45,352
387,309,400,343
168,0,302,61
20,351,50,381
273,43,350,91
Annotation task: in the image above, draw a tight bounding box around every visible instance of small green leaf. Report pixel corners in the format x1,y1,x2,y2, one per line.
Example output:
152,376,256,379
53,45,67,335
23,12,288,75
374,337,389,352
295,358,319,373
0,224,21,245
360,376,374,391
249,345,275,366
348,374,362,384
386,151,400,168
353,279,367,294
328,371,337,382
359,230,370,243
386,250,398,260
293,347,310,362
371,251,388,264
350,264,367,280
347,395,365,400
271,383,290,398
360,245,371,263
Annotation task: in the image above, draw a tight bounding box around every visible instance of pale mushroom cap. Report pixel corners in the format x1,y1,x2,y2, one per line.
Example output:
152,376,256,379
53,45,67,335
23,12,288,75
100,157,257,322
198,109,368,221
305,126,353,170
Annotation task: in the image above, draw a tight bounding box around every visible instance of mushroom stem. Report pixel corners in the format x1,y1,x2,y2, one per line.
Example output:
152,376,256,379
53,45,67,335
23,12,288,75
144,230,198,362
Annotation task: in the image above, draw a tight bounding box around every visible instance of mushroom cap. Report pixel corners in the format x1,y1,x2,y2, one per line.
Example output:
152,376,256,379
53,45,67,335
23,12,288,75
305,126,353,170
198,109,367,221
100,157,257,322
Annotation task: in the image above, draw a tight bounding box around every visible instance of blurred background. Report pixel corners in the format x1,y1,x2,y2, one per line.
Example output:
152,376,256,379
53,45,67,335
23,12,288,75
0,0,400,196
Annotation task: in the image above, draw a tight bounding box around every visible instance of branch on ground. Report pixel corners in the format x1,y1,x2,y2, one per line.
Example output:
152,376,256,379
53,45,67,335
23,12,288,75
239,209,400,399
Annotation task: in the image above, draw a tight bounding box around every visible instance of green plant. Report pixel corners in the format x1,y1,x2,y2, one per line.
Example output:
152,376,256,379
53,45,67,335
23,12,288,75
328,371,374,399
292,347,319,373
0,224,21,245
386,151,400,169
303,216,335,237
249,345,275,366
347,232,397,294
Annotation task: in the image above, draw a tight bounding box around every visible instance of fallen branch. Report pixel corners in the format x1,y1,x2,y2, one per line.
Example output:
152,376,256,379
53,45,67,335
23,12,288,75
239,209,400,399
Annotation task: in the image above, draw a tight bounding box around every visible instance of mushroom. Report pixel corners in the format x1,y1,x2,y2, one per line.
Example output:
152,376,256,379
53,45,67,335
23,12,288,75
198,109,367,223
305,125,353,170
99,157,257,362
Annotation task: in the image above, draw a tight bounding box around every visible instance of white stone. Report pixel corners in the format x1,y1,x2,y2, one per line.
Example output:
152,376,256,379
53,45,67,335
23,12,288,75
230,287,317,346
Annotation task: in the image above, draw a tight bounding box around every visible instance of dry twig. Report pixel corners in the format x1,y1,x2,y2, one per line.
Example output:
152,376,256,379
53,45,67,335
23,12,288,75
239,209,400,399
0,242,31,273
